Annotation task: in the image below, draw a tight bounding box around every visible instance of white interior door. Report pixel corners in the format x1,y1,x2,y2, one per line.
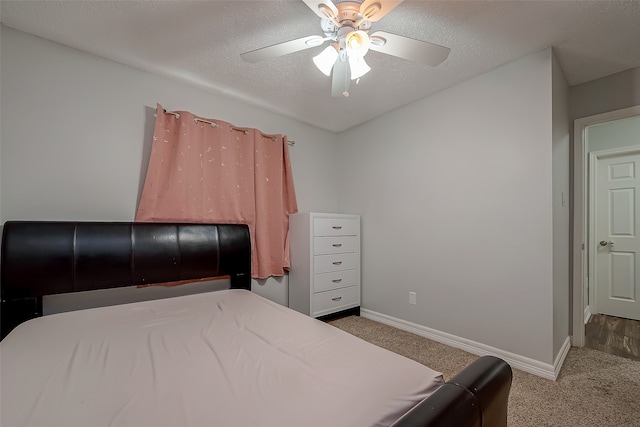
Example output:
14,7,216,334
594,151,640,321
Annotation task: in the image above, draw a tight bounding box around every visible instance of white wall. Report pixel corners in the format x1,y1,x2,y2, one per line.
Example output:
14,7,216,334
337,49,557,364
0,25,340,305
552,52,571,359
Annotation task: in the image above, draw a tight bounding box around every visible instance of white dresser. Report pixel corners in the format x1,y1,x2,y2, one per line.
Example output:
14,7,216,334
288,213,360,317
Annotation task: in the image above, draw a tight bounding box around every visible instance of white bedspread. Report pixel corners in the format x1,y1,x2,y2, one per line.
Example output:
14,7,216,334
0,289,443,427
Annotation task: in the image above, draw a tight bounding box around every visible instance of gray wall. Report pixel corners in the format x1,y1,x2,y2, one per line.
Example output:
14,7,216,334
337,49,560,364
0,25,340,306
571,67,640,121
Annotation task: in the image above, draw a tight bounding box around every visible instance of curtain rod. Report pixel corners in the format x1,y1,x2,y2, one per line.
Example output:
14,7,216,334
163,110,295,146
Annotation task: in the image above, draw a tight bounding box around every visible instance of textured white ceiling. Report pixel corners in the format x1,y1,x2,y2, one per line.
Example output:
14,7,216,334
2,0,640,132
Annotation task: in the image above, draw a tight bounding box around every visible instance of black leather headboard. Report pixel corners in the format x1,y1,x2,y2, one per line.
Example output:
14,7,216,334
1,221,251,339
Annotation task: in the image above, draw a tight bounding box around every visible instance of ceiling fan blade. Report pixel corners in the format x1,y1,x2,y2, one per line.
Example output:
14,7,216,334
241,35,326,63
368,31,450,66
302,0,339,20
359,0,403,22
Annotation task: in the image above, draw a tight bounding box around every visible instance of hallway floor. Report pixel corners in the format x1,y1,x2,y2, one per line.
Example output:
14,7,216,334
585,313,640,361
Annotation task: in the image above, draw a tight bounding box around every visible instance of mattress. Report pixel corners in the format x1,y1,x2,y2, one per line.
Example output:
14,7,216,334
0,289,443,427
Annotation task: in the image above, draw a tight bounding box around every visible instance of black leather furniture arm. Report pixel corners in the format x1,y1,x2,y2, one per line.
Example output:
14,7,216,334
390,356,513,427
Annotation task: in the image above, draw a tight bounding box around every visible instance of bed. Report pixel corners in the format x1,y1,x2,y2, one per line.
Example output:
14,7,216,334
0,221,512,427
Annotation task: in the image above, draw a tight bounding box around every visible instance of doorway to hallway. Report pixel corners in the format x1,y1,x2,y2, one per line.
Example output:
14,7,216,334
573,106,640,347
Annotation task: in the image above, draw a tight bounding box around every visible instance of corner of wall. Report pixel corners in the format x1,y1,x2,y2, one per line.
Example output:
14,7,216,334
551,47,571,359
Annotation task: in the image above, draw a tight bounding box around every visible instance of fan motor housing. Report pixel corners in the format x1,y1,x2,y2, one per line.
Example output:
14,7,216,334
336,2,361,23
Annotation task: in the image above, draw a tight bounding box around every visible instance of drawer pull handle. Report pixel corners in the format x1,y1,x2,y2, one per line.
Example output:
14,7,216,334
332,226,343,230
332,279,342,283
332,244,343,247
332,261,343,265
332,297,342,302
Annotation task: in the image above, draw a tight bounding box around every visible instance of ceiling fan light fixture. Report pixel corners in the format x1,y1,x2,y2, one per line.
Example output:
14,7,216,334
345,30,370,58
349,56,371,80
313,45,339,76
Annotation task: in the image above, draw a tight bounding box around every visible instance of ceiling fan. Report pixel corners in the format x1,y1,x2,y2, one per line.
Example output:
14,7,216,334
240,0,450,97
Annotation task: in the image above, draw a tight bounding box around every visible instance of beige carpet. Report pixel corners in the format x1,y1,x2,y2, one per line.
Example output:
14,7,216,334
328,315,640,427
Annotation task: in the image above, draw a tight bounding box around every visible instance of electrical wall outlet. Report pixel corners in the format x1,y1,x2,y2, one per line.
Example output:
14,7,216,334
409,291,417,305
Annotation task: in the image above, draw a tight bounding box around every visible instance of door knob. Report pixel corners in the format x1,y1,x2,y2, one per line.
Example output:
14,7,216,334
599,240,615,247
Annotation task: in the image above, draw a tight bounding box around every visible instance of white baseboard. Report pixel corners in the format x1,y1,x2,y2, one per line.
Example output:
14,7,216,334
584,305,592,324
553,336,571,379
361,309,567,381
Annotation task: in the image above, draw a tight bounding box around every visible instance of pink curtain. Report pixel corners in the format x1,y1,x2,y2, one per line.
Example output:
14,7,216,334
136,104,298,279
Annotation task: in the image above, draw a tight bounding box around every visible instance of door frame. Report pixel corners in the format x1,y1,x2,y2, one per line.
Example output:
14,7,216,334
572,105,640,347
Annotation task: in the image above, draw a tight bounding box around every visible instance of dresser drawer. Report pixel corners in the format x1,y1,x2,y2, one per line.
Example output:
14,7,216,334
314,269,358,292
312,286,358,317
313,236,359,255
314,253,359,274
313,218,359,236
